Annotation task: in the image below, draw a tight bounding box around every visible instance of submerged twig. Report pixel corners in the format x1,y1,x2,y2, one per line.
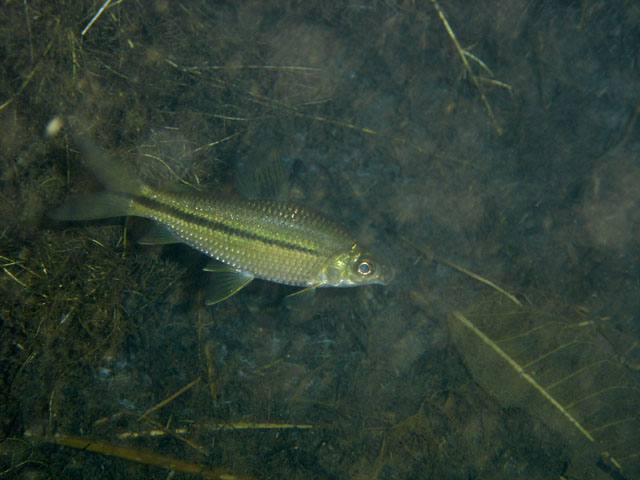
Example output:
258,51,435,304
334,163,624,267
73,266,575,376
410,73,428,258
81,0,121,36
51,434,258,479
402,236,522,306
138,377,201,421
429,0,510,135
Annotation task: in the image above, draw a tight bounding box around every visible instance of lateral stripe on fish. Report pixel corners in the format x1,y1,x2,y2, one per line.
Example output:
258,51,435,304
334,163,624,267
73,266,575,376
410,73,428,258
132,193,323,257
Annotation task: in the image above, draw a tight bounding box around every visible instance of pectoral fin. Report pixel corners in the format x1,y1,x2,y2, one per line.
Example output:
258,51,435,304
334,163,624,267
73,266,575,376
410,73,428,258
204,260,254,305
283,284,320,307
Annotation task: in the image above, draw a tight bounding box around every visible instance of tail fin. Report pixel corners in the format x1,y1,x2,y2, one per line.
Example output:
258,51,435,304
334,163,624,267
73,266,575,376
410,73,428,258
48,136,144,221
72,136,143,195
48,192,134,221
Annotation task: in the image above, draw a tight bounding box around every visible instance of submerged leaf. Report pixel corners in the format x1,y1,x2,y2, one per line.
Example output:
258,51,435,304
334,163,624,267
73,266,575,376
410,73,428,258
449,302,640,479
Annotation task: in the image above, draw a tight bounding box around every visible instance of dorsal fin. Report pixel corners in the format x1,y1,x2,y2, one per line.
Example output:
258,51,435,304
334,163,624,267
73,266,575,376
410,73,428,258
235,147,289,200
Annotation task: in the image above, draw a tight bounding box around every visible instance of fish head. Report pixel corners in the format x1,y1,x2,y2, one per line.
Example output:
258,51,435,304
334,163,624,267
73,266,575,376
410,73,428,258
323,244,394,287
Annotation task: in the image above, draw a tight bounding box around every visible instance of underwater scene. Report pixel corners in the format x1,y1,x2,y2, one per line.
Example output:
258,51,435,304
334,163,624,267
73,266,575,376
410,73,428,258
1,1,639,479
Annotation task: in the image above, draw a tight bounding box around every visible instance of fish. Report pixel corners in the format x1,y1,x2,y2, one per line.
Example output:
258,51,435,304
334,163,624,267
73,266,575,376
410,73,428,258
49,136,393,304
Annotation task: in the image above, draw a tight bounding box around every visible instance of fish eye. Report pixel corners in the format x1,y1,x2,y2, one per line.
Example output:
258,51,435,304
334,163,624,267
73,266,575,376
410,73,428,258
356,258,374,276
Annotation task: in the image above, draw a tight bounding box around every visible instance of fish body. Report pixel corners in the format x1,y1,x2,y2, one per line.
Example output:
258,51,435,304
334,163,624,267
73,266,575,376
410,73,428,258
128,189,368,287
50,137,392,303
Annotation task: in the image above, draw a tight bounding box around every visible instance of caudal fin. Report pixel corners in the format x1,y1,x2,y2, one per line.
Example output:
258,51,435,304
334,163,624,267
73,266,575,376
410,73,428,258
48,192,133,221
72,136,143,195
48,136,144,221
